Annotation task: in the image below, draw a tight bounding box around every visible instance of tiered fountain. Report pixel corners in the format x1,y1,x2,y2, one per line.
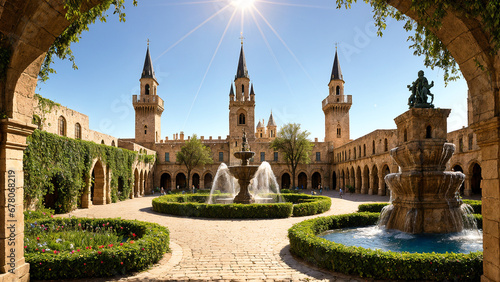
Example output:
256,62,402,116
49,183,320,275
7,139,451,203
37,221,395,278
207,131,281,204
381,108,467,233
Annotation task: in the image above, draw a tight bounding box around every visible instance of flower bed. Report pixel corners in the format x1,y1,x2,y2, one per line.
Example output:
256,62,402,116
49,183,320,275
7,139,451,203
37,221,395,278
152,193,331,218
25,217,169,280
288,212,482,281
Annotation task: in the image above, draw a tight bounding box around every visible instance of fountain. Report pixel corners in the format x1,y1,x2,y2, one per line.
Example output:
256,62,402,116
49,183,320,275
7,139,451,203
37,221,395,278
207,130,282,204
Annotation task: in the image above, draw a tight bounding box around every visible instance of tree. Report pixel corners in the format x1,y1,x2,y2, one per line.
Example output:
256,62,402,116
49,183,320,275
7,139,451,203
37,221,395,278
270,123,313,189
176,134,213,189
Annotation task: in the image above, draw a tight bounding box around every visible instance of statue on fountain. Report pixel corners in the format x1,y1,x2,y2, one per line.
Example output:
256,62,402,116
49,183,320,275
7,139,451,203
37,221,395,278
241,129,250,151
407,70,435,109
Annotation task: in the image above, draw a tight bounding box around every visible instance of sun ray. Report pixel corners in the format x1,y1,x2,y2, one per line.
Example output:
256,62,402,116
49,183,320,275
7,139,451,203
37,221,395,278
253,7,322,95
248,8,294,95
182,8,239,128
154,3,232,61
257,0,335,10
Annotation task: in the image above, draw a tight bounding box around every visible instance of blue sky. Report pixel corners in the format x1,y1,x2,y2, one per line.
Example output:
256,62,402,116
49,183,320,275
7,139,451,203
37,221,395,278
37,0,469,141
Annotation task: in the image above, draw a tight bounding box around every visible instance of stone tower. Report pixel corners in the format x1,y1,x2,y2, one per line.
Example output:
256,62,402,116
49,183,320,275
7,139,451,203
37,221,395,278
322,49,352,147
229,43,255,139
133,45,164,145
267,111,277,139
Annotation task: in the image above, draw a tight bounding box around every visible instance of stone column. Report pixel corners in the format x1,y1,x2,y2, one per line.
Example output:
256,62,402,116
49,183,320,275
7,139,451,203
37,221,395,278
368,173,375,195
0,119,35,281
471,117,500,281
463,173,472,196
377,175,385,196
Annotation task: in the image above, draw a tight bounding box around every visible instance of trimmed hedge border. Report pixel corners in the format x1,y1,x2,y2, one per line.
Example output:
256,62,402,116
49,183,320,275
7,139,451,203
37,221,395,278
288,212,483,281
358,200,482,215
151,193,331,218
26,218,169,280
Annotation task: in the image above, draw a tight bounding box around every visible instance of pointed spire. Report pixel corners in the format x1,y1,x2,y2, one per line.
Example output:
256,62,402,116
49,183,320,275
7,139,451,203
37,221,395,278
235,44,249,79
267,111,277,127
250,83,255,95
256,120,263,128
229,84,235,96
330,49,343,81
141,44,156,80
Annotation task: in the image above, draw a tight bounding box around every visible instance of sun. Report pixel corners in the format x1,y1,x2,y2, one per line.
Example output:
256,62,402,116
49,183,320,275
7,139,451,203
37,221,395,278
231,0,256,10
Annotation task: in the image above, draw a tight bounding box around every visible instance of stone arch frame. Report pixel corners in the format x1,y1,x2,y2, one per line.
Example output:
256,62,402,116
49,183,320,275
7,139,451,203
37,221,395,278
371,165,379,195
381,164,391,196
350,167,355,191
297,171,308,189
355,166,362,193
132,168,139,199
145,84,150,95
3,1,500,280
82,158,106,208
192,172,201,188
311,171,322,189
362,165,370,194
202,171,213,189
58,115,67,136
175,171,187,189
75,122,82,139
160,171,173,190
280,171,291,189
237,110,246,125
468,161,482,196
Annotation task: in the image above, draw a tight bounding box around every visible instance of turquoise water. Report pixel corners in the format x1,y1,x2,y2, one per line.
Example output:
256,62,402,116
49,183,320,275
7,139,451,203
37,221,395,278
319,226,482,254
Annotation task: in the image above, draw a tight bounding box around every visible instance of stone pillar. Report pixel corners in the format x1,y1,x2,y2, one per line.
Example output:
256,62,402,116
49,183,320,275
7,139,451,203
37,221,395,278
0,119,34,281
471,117,500,281
368,173,375,195
377,175,385,196
463,173,472,196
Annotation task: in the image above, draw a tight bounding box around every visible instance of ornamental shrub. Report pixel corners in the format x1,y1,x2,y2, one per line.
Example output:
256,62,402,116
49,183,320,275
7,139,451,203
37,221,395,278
357,203,389,213
25,217,169,280
152,193,330,218
288,212,482,281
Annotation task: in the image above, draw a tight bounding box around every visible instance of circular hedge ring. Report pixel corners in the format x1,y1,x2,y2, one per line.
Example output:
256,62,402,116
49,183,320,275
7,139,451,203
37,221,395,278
152,193,331,218
25,217,169,280
288,212,482,281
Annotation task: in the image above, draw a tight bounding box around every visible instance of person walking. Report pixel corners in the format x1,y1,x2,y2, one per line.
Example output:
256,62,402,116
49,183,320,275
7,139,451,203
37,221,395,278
339,188,343,199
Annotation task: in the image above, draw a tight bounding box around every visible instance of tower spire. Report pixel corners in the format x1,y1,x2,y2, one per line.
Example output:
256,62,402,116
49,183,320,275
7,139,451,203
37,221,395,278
141,43,156,80
330,48,343,81
235,39,249,79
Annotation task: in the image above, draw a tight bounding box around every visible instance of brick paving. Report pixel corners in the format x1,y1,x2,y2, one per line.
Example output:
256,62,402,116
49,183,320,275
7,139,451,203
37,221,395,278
63,191,390,281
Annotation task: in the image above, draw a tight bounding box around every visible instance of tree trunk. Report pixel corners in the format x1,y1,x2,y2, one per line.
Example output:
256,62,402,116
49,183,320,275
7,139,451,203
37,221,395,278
187,170,191,190
291,167,296,188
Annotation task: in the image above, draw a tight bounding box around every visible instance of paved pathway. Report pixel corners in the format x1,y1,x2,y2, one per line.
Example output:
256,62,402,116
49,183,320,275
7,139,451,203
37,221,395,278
62,191,390,281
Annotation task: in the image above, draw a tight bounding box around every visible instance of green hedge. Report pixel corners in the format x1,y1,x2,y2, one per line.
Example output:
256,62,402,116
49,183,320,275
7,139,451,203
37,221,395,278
358,200,482,215
357,202,389,213
288,212,482,281
152,193,331,218
26,218,169,280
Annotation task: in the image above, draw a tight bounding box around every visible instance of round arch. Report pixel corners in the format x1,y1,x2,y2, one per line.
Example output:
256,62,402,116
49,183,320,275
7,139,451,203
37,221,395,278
311,171,322,189
176,172,187,189
160,172,172,191
363,165,370,194
332,171,337,190
298,172,307,189
281,172,291,189
192,173,200,188
469,162,482,196
371,165,379,195
203,172,213,189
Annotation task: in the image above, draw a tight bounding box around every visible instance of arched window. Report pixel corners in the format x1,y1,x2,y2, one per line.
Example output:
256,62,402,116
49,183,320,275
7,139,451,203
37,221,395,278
384,138,388,152
144,125,148,135
404,129,408,142
336,85,340,95
270,130,274,138
372,140,375,154
336,126,341,138
111,140,116,147
145,84,150,95
363,144,366,156
238,113,246,125
58,116,66,136
426,126,432,138
75,123,81,139
101,140,105,145
242,85,245,96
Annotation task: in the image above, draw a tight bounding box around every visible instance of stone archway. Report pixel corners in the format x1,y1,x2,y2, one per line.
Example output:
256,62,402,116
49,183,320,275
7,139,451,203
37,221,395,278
470,163,482,196
176,173,187,189
298,172,307,189
161,173,172,190
281,173,291,189
203,173,213,189
192,173,200,188
371,165,379,195
82,159,105,208
311,172,321,189
332,171,337,190
362,165,370,194
355,166,362,193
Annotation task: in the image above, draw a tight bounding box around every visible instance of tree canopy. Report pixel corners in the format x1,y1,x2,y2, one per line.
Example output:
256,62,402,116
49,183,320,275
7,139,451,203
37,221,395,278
270,123,313,188
176,134,213,189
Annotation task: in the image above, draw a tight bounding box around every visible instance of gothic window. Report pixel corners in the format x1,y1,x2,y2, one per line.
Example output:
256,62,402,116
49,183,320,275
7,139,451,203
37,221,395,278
58,116,66,136
165,152,170,162
219,152,224,162
260,133,262,138
459,138,464,153
468,134,474,150
239,113,246,125
101,140,105,144
316,152,321,161
242,85,245,96
358,146,361,158
384,138,388,152
111,140,115,147
372,140,376,154
337,126,341,138
144,125,147,135
260,152,265,162
270,130,274,138
336,85,340,95
274,152,278,162
145,84,150,95
75,123,81,139
353,148,356,159
404,129,408,142
363,144,366,157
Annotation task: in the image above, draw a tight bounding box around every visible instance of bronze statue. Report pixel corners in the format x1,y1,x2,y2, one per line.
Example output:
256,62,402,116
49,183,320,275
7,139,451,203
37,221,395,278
407,70,435,109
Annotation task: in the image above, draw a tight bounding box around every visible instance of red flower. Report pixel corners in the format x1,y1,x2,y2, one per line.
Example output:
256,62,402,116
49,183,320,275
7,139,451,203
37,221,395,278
98,251,102,255
101,261,103,263
132,233,136,237
77,249,80,252
53,250,57,254
102,224,105,227
84,263,86,266
24,246,27,249
120,227,123,229
42,249,45,253
108,244,113,248
120,262,123,265
141,248,145,251
36,237,40,240
130,240,135,244
120,243,123,246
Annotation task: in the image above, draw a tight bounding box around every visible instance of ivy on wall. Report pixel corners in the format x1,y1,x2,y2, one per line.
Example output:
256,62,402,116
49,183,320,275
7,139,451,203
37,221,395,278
23,130,149,213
